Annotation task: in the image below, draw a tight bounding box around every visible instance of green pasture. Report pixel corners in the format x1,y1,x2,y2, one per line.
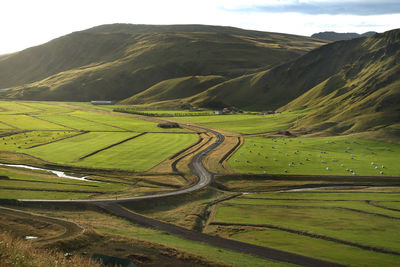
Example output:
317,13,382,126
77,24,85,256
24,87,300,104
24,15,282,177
37,114,121,131
0,167,124,200
170,110,303,134
71,110,187,132
228,136,400,176
0,115,69,130
77,133,198,171
26,132,137,164
231,228,400,266
213,192,400,255
20,102,74,114
226,197,400,219
377,201,400,210
0,131,78,151
0,101,40,114
97,225,287,267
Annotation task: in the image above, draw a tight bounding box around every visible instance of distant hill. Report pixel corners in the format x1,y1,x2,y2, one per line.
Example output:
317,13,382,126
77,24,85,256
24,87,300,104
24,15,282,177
0,24,326,101
160,29,398,138
311,31,377,41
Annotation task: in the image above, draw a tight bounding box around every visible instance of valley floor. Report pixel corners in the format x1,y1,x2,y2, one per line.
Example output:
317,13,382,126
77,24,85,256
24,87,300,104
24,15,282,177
1,101,399,266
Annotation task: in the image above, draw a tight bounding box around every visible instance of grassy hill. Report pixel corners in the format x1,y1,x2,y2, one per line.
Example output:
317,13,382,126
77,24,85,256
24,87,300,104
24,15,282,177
0,24,326,101
165,29,398,138
280,29,400,138
120,75,226,105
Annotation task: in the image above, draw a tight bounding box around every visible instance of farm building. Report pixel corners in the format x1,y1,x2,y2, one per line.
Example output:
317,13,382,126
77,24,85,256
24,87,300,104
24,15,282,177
157,122,180,128
260,110,276,115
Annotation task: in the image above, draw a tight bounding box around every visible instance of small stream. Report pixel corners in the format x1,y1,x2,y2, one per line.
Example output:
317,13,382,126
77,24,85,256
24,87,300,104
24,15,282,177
0,163,94,182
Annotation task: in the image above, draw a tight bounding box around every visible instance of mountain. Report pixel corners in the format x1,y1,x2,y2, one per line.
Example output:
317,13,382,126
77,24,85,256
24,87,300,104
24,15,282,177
0,24,327,101
160,29,398,138
280,29,400,138
311,31,377,41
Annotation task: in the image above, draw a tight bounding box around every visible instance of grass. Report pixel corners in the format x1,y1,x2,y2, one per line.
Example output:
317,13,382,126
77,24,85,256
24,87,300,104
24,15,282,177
170,110,304,134
209,190,400,266
70,110,187,132
0,114,70,130
0,166,125,200
228,136,400,176
77,133,198,171
37,114,121,131
0,131,78,151
0,101,40,114
99,226,288,267
230,229,400,266
0,231,101,267
26,132,138,164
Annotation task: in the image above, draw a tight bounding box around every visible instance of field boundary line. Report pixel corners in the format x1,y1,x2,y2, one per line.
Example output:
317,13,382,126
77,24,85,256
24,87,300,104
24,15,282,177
223,203,400,220
1,177,99,187
78,132,147,161
27,131,88,149
27,115,72,130
0,130,29,138
366,200,400,212
0,186,102,194
210,221,400,256
68,114,129,131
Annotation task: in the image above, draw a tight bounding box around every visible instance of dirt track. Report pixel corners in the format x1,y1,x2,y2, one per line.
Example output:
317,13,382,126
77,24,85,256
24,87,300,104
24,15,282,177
0,206,84,244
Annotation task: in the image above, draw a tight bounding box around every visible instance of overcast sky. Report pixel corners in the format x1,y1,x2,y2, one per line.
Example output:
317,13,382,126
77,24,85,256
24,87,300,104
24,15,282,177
0,0,399,55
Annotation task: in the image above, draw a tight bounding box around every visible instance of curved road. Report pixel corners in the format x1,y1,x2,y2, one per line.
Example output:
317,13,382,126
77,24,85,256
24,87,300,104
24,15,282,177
11,123,343,266
18,125,224,203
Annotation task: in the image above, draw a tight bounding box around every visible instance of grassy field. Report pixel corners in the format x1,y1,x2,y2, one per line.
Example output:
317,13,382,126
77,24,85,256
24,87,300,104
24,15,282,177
207,190,400,266
70,110,187,132
24,207,288,267
26,132,138,164
170,110,304,134
228,136,400,176
0,115,69,130
0,131,78,151
37,114,121,131
0,166,124,200
77,133,198,171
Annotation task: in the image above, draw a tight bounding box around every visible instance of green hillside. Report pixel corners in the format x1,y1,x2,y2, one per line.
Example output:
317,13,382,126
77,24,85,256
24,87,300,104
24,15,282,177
175,29,399,137
184,31,375,109
280,29,400,138
0,24,326,101
120,75,226,105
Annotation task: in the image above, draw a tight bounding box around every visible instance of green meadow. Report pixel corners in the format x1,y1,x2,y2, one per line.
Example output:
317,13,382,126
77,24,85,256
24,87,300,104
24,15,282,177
26,132,138,164
209,191,400,266
0,131,78,151
170,110,304,134
70,110,187,132
78,133,197,171
228,136,400,176
0,166,124,200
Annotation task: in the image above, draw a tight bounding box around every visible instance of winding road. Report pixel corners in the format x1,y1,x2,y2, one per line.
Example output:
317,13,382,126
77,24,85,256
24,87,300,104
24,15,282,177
8,123,344,266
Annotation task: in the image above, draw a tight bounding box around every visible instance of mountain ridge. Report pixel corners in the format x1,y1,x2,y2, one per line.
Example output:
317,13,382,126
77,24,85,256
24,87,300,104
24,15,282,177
311,31,377,41
0,24,327,101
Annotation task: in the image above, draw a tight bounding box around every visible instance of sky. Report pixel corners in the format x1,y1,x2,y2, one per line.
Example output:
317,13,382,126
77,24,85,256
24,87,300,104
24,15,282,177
0,0,399,55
